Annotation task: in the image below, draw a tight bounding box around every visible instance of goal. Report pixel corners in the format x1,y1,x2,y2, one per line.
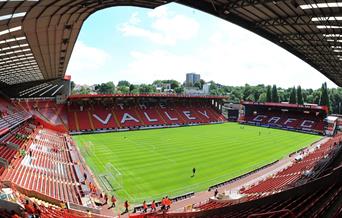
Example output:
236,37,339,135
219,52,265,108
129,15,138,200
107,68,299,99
103,163,123,191
83,141,95,157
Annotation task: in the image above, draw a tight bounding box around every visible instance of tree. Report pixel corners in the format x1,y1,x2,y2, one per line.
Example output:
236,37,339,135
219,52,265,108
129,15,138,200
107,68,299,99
319,82,330,107
258,93,267,102
67,79,342,113
70,81,76,91
139,84,156,93
209,83,219,95
78,86,91,95
193,81,202,89
230,88,243,103
153,80,179,89
243,84,252,100
289,87,297,104
117,86,129,94
168,80,180,89
266,85,272,102
129,84,135,93
130,87,139,94
312,90,321,104
152,80,162,86
246,94,255,101
199,79,205,89
271,85,279,102
95,82,115,94
329,88,342,114
251,85,265,102
117,80,130,87
297,85,304,104
174,86,184,94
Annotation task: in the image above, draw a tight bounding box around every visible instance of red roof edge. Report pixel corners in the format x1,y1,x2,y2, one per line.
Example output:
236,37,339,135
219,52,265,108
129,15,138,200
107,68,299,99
68,93,228,100
64,75,71,81
241,101,329,113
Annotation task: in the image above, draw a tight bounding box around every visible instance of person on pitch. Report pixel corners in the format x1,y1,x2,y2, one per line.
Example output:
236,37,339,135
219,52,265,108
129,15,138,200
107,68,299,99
192,167,196,177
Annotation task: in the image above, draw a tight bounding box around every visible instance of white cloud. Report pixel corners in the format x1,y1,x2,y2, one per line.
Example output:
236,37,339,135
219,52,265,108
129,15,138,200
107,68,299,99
129,12,141,25
119,7,199,45
118,21,337,89
148,6,168,18
120,50,203,83
68,4,337,89
66,41,112,84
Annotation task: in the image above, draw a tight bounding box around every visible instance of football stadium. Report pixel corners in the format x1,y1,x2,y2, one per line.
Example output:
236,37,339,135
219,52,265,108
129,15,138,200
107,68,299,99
0,1,342,218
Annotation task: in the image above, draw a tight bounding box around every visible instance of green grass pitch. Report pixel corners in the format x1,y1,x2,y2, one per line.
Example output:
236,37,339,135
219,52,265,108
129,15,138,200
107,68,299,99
73,123,321,204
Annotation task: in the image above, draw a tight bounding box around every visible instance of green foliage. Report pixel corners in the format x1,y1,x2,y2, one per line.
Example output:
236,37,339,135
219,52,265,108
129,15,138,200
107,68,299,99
153,80,180,89
139,84,156,94
117,80,130,87
117,86,129,94
289,87,297,104
297,86,304,104
329,88,342,114
70,81,76,91
271,85,279,102
209,83,224,96
130,88,139,94
129,84,136,93
78,86,91,95
266,85,272,102
174,86,184,94
193,81,202,89
319,82,330,107
71,80,342,113
199,79,205,88
95,82,115,94
258,93,267,102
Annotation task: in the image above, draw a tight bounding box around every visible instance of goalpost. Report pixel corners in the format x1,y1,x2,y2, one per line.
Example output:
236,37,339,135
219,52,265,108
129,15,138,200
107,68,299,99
83,141,95,157
103,163,123,192
81,142,124,192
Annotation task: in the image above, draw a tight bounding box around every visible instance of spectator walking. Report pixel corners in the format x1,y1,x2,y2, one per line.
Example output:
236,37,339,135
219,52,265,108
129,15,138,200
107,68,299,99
151,200,156,212
143,201,147,213
214,189,218,198
124,200,129,213
108,195,116,209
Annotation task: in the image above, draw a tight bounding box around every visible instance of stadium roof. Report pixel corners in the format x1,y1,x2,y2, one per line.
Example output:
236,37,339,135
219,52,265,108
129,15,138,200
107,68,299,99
1,0,342,87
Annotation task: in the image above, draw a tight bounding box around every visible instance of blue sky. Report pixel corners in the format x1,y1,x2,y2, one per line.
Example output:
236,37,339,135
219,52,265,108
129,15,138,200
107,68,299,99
66,3,337,89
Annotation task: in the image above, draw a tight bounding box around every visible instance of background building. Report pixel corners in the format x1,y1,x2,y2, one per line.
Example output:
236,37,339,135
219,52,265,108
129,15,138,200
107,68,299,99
186,73,201,87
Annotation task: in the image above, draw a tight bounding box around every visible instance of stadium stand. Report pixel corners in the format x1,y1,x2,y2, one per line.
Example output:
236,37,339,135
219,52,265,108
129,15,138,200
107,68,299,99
1,94,341,218
66,95,225,132
0,123,101,209
0,97,32,137
13,99,68,127
240,102,328,135
0,96,340,217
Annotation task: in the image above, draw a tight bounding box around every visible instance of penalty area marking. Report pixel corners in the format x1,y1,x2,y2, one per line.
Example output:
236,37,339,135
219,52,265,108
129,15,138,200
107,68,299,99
99,174,113,192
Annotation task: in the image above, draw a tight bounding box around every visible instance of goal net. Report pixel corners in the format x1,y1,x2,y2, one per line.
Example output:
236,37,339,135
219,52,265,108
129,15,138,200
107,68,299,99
83,141,95,157
101,163,123,192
